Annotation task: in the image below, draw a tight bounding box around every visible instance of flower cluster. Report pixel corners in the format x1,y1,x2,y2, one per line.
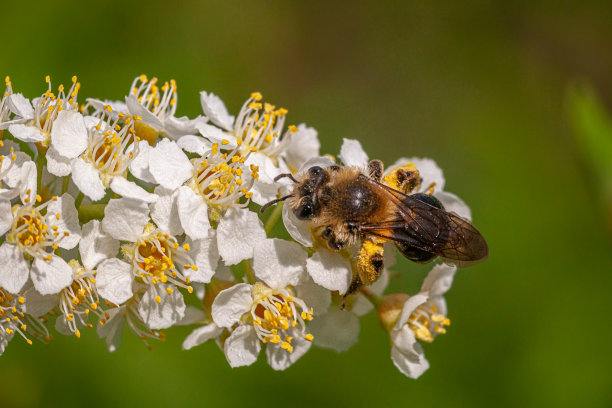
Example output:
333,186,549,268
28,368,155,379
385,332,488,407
0,74,480,378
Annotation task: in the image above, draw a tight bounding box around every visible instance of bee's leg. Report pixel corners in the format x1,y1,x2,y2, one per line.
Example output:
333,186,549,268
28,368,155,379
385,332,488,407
383,164,422,194
355,239,385,288
367,160,384,181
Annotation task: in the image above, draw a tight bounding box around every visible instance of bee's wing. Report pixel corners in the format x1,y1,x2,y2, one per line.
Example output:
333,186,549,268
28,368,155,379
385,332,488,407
359,178,488,265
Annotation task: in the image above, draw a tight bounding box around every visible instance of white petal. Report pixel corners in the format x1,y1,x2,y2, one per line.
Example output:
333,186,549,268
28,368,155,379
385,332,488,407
200,91,234,130
283,124,320,172
224,325,260,368
138,285,186,330
31,255,74,295
177,135,212,156
421,264,456,296
79,220,119,270
110,177,158,203
253,238,306,288
129,140,156,183
46,193,81,250
436,191,472,221
50,110,88,159
306,249,352,295
339,138,368,168
282,202,312,247
391,330,429,379
8,124,44,142
296,278,331,315
308,308,359,352
250,180,283,206
217,208,266,266
182,323,224,350
196,123,237,148
0,244,29,293
176,186,210,240
266,332,312,370
0,200,12,236
164,115,206,139
394,294,429,330
23,285,57,317
213,261,234,282
96,258,134,305
148,139,192,189
18,161,37,204
8,93,33,118
296,156,335,175
126,95,163,130
211,283,252,328
46,146,72,177
188,230,219,284
97,306,125,352
71,158,106,201
177,305,207,326
102,198,149,242
150,186,183,236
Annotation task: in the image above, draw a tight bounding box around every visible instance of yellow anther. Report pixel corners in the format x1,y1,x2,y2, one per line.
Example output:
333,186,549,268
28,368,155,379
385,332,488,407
250,92,262,101
305,333,314,341
289,125,298,133
182,243,190,251
18,297,25,304
166,287,173,295
187,286,193,293
45,75,50,83
75,329,81,338
155,295,161,304
36,195,42,203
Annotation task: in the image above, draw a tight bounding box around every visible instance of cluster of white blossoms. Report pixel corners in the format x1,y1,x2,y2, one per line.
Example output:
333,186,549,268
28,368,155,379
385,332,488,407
0,74,476,378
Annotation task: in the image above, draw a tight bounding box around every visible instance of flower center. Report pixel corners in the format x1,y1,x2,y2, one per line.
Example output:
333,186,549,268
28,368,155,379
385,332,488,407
85,106,139,184
6,195,66,260
131,75,177,122
233,92,296,159
0,287,50,345
407,302,450,343
58,261,101,338
31,76,81,146
191,142,256,216
250,283,314,353
129,224,195,302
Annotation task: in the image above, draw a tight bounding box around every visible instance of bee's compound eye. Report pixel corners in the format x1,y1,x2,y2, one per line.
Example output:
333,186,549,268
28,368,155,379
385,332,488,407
308,166,323,177
296,201,314,220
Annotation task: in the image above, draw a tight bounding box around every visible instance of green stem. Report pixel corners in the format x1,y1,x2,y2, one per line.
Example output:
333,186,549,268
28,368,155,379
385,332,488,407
74,192,84,208
77,203,105,223
61,176,70,194
264,202,283,235
360,287,383,307
244,260,256,284
36,150,45,194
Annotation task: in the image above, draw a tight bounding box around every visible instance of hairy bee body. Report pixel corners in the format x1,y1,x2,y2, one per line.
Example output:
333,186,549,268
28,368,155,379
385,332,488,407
268,160,488,295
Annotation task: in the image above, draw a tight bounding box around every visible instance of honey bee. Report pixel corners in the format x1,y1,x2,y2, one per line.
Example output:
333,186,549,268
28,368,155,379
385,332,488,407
261,159,488,296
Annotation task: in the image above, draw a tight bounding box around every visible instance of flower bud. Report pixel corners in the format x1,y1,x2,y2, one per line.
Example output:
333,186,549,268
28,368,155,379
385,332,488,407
377,293,409,332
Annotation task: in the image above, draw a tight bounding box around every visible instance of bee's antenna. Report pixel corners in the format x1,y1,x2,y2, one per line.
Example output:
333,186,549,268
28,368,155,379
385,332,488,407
274,173,298,183
259,194,293,213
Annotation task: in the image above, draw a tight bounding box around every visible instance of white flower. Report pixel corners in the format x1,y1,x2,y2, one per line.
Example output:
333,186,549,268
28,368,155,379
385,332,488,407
0,287,33,354
0,76,31,130
52,106,154,203
0,141,35,201
97,198,213,329
390,264,455,379
0,193,81,295
210,239,314,370
8,76,81,147
96,289,167,352
126,75,204,141
198,92,319,205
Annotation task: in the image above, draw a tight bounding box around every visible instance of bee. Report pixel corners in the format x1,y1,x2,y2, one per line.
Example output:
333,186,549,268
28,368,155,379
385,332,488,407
261,159,488,296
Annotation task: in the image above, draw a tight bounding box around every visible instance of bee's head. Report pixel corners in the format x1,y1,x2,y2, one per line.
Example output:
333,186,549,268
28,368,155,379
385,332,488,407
260,166,327,217
293,166,327,220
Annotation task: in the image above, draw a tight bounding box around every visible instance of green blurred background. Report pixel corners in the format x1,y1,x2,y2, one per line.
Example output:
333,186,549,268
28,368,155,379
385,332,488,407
1,1,611,407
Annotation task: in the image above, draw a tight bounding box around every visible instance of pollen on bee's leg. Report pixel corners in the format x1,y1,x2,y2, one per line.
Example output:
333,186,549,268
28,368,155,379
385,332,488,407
356,239,385,286
382,163,420,193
